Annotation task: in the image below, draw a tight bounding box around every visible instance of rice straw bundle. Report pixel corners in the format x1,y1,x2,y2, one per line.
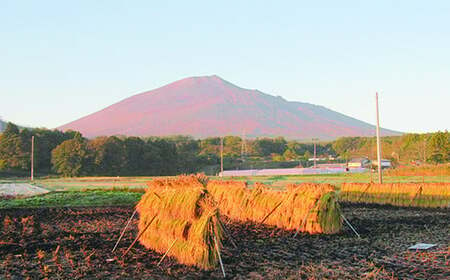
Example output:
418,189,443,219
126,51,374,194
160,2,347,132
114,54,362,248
208,181,342,234
207,180,248,218
136,175,223,269
340,182,450,208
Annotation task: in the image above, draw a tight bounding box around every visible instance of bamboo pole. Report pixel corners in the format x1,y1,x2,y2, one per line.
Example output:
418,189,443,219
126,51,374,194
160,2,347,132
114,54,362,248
112,209,137,252
356,183,373,202
157,238,178,266
122,214,156,257
341,214,360,238
214,236,226,278
409,185,423,207
260,200,283,224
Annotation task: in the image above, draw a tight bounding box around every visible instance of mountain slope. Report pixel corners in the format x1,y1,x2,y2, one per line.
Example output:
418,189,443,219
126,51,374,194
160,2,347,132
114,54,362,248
58,75,400,139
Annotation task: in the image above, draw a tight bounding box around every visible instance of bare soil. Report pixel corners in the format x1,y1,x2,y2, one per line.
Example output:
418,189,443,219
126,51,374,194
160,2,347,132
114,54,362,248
0,204,449,279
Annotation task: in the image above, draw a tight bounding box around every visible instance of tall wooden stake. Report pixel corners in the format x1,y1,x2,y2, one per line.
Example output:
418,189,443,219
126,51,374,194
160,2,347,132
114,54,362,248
220,137,224,177
122,215,156,257
312,138,318,168
31,136,34,181
375,92,383,184
214,236,226,278
112,209,137,252
341,214,361,238
157,238,178,266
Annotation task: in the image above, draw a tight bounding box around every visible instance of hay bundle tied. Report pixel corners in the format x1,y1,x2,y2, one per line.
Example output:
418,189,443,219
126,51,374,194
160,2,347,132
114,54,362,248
136,175,223,269
208,181,342,234
340,182,450,208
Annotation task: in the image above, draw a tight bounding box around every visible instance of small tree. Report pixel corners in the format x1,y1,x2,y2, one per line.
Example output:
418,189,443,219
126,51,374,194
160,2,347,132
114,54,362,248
51,136,88,176
0,123,29,170
429,131,449,163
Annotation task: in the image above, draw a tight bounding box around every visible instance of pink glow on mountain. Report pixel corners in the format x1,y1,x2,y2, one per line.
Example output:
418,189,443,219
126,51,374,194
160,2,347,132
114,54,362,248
58,75,399,139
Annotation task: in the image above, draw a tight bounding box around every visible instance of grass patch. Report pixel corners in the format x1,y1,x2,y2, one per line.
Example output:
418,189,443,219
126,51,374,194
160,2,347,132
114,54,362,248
0,191,143,209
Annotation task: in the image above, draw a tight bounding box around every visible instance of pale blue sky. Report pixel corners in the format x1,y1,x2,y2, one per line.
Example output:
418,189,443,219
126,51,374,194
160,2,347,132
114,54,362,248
1,0,449,133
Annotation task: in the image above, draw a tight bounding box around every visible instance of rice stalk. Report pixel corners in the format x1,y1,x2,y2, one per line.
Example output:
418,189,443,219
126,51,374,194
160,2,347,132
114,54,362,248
136,175,223,269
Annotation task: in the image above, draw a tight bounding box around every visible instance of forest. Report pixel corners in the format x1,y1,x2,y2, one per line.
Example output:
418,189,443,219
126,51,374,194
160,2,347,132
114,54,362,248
0,122,448,176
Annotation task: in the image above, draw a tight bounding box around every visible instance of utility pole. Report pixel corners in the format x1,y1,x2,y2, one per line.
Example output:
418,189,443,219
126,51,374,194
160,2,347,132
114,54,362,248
312,138,319,168
375,92,383,184
220,136,224,177
241,130,247,163
31,136,34,181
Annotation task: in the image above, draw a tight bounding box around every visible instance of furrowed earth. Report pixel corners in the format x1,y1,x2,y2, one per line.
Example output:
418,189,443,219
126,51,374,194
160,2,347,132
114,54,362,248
0,204,449,279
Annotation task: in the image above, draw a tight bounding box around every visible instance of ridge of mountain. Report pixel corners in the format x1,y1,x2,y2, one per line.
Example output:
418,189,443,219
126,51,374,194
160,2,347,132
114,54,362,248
58,75,400,139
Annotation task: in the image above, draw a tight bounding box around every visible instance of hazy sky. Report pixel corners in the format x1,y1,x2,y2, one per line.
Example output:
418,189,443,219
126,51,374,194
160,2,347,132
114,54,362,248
1,1,449,133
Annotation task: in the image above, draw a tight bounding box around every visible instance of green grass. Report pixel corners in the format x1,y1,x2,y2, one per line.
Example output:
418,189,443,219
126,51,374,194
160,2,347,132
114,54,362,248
0,191,143,209
0,176,155,191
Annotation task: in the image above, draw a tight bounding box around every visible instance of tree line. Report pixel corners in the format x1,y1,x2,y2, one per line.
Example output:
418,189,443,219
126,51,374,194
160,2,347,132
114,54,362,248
0,122,448,177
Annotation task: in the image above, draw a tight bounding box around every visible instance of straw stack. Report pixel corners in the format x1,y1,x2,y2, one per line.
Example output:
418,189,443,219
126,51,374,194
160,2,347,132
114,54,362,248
136,175,223,269
340,182,450,208
208,181,342,234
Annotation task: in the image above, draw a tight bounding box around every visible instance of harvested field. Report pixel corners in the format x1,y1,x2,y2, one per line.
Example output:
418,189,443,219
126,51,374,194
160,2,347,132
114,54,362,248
1,205,449,279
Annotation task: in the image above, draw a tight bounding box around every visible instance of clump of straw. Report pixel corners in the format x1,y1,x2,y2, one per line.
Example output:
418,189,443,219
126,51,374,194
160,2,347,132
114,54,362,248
208,181,342,234
136,175,223,269
341,182,450,208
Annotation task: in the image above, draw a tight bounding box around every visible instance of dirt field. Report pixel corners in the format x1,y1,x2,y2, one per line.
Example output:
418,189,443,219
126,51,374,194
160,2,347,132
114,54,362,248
0,204,449,279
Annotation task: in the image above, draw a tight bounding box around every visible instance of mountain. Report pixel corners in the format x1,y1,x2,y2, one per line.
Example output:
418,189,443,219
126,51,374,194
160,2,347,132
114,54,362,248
58,75,400,139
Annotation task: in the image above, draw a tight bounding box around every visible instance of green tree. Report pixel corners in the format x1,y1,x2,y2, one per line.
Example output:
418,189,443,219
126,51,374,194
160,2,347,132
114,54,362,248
51,136,88,176
429,131,449,163
88,136,126,175
123,137,146,175
252,137,287,157
223,136,242,157
0,123,30,170
283,148,298,160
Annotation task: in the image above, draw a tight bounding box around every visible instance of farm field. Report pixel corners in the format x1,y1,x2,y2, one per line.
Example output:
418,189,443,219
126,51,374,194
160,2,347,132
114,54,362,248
0,204,449,279
0,173,449,279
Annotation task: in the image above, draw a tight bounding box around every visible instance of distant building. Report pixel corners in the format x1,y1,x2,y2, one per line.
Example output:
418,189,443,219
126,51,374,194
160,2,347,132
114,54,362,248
348,157,371,168
372,159,392,169
308,156,335,162
317,163,346,169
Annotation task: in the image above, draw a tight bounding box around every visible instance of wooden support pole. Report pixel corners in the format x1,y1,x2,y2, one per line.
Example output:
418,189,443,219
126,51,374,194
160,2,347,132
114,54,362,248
112,209,137,252
356,183,372,202
220,137,224,177
31,136,34,181
314,139,317,168
260,201,283,224
341,214,360,239
122,215,156,257
409,185,423,207
214,236,226,278
157,238,178,266
375,92,383,184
